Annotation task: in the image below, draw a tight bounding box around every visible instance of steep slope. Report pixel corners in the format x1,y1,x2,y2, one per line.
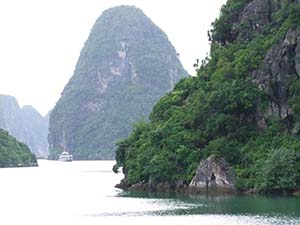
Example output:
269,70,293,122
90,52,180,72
0,129,37,167
48,6,187,160
21,106,49,157
0,95,49,157
115,0,300,193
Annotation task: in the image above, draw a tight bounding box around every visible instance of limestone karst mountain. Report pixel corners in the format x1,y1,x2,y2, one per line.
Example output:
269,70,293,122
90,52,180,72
0,95,49,157
48,6,188,160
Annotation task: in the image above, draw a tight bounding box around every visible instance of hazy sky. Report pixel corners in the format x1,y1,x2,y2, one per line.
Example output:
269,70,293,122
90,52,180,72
0,0,226,116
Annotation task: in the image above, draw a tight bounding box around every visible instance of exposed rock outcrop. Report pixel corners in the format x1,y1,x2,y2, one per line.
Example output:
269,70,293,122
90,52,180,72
229,0,300,124
189,155,236,191
117,155,237,193
253,27,300,120
234,0,300,41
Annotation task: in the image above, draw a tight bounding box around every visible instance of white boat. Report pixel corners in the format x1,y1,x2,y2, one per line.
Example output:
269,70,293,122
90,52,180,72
59,151,73,162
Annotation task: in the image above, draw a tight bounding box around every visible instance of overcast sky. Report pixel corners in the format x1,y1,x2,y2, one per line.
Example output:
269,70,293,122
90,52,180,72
0,0,226,116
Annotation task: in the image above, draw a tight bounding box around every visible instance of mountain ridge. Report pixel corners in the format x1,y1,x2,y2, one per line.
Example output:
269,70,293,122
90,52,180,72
0,94,49,157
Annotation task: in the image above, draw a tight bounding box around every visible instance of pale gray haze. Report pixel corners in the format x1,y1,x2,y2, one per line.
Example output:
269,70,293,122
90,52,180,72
0,0,226,115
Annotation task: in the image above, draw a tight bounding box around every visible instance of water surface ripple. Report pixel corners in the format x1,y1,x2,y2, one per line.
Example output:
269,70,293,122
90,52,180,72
0,160,299,225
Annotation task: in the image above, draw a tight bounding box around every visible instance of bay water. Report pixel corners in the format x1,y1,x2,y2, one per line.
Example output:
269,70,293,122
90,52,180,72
0,160,299,225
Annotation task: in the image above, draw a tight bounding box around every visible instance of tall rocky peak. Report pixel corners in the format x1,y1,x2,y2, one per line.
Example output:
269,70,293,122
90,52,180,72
0,95,23,133
48,5,188,160
0,95,49,157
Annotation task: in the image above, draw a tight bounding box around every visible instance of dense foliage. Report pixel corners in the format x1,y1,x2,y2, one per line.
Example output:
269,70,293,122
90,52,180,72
0,129,37,167
48,6,187,160
115,1,300,193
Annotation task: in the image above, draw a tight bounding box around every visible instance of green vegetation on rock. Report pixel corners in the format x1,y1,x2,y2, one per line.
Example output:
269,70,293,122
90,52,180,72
0,129,37,168
115,0,300,193
48,6,187,160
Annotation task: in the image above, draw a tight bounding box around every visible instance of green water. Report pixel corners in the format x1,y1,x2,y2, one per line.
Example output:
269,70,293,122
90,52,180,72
121,191,300,217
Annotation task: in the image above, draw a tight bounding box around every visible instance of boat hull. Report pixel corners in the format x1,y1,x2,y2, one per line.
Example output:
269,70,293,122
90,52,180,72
58,151,73,162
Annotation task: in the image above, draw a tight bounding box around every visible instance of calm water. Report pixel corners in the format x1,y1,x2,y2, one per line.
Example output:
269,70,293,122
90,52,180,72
0,160,299,225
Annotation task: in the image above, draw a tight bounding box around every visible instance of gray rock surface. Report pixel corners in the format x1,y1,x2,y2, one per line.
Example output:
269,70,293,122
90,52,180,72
21,106,49,157
234,0,300,41
253,27,300,119
0,95,49,157
189,155,236,190
234,0,271,41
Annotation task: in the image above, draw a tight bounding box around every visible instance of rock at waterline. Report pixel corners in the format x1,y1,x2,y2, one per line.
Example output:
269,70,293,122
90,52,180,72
189,155,236,190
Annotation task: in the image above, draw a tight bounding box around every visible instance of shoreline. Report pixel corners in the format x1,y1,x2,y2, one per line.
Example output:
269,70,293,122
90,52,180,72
0,162,38,168
116,180,300,197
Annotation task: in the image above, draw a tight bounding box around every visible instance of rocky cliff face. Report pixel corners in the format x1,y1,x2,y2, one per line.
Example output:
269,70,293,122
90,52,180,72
0,95,49,157
254,27,300,121
21,106,49,157
213,0,300,128
235,0,300,41
215,0,300,44
228,0,300,126
48,6,187,160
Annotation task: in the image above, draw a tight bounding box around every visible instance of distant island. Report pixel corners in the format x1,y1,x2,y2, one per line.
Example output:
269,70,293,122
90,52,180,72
0,129,37,168
0,94,49,158
114,0,300,195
